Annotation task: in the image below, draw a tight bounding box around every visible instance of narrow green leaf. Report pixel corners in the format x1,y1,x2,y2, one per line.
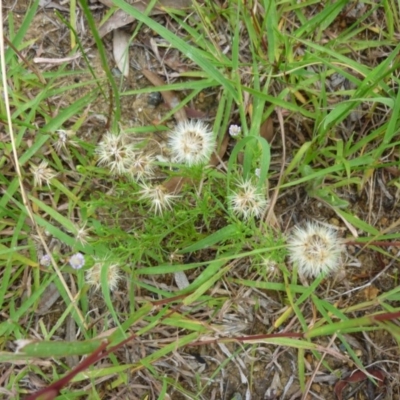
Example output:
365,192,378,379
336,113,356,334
180,225,239,253
17,339,103,357
29,195,76,233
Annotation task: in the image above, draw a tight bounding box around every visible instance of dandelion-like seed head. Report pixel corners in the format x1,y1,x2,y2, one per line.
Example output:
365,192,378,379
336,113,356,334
95,132,136,175
30,160,57,187
69,252,85,270
73,222,91,246
54,129,78,152
287,221,344,278
126,153,155,181
54,130,68,152
228,179,269,220
138,183,179,215
168,120,215,166
85,261,122,292
253,256,281,281
229,124,241,138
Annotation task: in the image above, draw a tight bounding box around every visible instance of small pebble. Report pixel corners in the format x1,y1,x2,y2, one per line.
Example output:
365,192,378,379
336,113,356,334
311,383,321,393
112,68,123,78
147,92,163,106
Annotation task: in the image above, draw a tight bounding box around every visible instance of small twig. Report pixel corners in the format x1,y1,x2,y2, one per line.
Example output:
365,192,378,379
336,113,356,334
3,36,47,85
301,334,337,400
346,240,400,247
330,255,398,299
3,35,53,115
33,53,82,64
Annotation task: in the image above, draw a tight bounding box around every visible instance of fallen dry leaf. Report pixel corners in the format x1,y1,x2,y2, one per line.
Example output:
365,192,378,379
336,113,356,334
259,117,274,143
113,29,130,77
163,176,193,193
334,368,385,400
142,68,187,123
383,165,400,177
65,315,79,368
363,285,380,301
174,270,190,289
184,106,207,119
99,9,136,38
98,0,192,37
35,282,61,315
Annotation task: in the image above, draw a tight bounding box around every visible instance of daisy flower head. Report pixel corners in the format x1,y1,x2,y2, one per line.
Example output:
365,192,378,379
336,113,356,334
69,252,85,270
30,160,57,188
95,132,136,175
168,120,215,166
39,254,52,267
138,182,179,215
85,260,122,292
228,179,269,220
287,221,344,278
228,124,241,138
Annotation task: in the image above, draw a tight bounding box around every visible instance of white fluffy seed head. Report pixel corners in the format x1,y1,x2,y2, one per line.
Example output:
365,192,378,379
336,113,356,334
287,221,344,278
54,129,78,153
95,132,136,175
228,179,269,220
72,222,91,246
168,120,215,166
30,160,57,187
138,183,179,215
126,153,155,181
85,261,122,292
